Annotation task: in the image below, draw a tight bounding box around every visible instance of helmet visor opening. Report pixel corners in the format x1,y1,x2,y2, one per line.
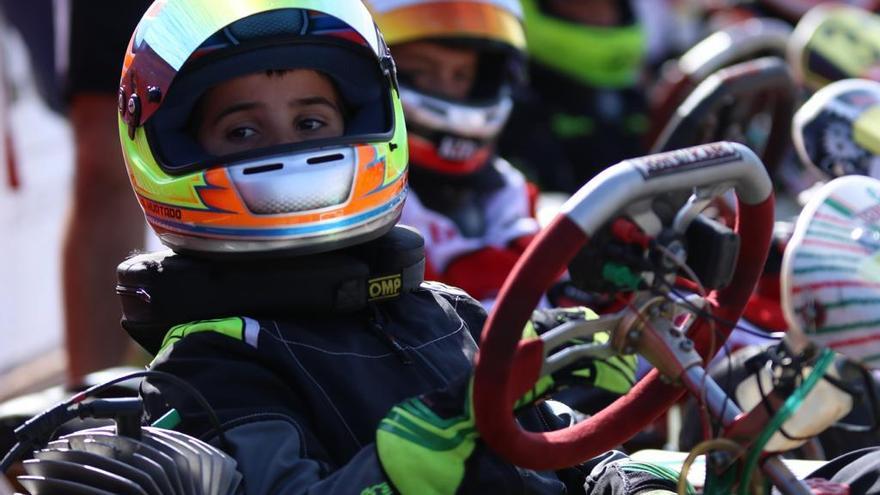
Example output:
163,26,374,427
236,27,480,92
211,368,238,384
394,37,521,103
146,38,395,174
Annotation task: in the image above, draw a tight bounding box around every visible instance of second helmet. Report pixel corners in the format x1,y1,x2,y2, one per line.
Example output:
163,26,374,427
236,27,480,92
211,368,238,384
365,0,526,176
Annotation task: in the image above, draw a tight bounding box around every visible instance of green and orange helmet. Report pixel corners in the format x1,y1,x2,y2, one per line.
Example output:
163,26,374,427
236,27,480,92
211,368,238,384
118,0,408,256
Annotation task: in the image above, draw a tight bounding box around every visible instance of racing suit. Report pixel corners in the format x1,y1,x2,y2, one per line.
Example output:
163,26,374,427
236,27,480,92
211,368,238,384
498,64,648,194
141,281,677,494
401,158,539,303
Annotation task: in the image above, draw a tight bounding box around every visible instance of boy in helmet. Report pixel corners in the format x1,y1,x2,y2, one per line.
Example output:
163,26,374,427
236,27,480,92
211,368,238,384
365,0,541,304
365,0,635,409
499,0,649,193
117,1,678,494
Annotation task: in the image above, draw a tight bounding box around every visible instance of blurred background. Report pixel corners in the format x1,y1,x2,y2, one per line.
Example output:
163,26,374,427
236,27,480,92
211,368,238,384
0,28,72,394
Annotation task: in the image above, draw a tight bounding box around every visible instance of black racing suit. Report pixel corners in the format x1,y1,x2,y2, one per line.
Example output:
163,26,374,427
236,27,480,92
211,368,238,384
498,64,648,194
140,279,677,494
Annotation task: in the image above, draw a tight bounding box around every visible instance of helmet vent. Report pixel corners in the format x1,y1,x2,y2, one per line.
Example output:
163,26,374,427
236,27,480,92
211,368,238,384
243,163,283,175
225,10,310,43
307,153,345,165
228,147,356,215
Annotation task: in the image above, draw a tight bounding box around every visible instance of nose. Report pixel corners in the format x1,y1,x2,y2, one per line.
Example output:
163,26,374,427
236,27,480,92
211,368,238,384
267,125,305,147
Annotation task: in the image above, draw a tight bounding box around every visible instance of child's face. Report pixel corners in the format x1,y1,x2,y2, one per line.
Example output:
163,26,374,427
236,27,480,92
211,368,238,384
196,69,345,156
392,41,478,101
544,0,621,27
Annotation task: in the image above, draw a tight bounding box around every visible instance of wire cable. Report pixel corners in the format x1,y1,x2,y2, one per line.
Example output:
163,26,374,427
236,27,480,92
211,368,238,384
737,348,835,495
677,438,745,495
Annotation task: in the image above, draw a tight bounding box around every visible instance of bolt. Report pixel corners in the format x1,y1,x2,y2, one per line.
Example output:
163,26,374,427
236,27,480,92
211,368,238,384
147,86,162,102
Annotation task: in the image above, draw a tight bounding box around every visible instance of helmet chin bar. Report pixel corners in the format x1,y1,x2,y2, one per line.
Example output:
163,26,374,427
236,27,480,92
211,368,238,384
472,142,816,493
154,197,404,258
398,85,513,140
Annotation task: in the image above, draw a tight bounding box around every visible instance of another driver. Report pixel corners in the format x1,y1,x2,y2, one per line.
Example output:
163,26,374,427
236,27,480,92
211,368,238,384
498,0,649,193
364,0,540,305
118,1,680,494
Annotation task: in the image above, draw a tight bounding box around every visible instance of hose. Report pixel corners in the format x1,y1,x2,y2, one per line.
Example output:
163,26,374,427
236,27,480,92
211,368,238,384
737,348,835,495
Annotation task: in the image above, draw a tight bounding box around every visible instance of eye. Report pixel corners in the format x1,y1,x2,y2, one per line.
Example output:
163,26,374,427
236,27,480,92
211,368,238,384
297,118,326,132
226,126,258,141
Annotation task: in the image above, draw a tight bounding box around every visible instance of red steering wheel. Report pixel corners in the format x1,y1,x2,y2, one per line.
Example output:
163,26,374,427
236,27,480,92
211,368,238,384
473,142,775,470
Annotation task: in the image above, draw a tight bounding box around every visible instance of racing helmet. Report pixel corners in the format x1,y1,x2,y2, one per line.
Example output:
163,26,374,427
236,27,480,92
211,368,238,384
520,0,646,89
702,0,880,24
789,3,880,91
119,0,408,256
793,79,880,179
364,0,525,176
759,0,880,22
781,175,880,368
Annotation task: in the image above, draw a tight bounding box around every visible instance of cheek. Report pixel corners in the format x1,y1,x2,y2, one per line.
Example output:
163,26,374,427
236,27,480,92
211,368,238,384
197,128,225,155
327,116,345,137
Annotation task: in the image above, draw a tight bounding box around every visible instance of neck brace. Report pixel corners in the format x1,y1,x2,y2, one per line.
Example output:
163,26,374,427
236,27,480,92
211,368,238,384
117,226,426,354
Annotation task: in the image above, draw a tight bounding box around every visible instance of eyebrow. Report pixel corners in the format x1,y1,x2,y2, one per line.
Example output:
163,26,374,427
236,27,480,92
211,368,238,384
291,96,341,112
211,97,341,126
211,101,261,126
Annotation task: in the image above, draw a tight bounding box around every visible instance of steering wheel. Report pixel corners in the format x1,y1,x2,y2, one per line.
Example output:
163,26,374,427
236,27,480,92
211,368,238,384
649,17,792,147
653,56,797,176
473,142,775,470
